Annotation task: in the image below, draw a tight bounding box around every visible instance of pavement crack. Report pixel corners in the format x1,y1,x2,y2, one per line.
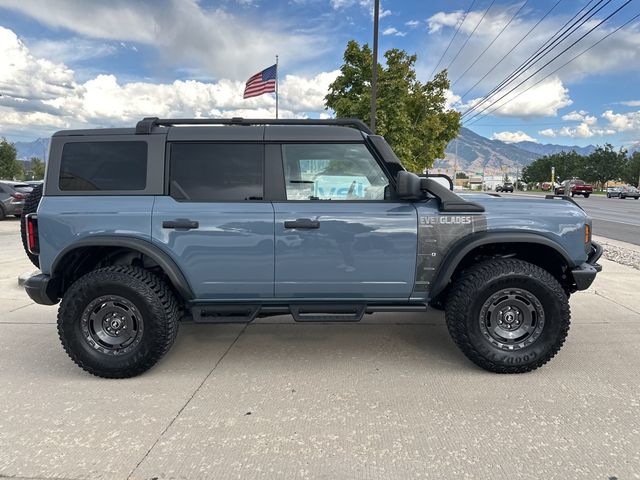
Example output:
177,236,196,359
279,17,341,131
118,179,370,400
594,290,640,315
126,324,248,480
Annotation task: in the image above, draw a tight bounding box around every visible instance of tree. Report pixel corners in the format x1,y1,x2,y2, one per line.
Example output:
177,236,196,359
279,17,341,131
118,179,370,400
31,157,46,180
581,144,626,189
623,151,640,187
0,138,22,180
325,40,461,173
455,172,468,179
521,150,581,184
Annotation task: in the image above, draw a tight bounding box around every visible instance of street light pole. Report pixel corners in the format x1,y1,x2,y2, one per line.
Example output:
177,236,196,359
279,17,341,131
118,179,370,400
370,0,380,133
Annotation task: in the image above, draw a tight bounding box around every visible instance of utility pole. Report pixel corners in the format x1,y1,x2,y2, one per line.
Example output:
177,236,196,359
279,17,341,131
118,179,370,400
370,0,380,133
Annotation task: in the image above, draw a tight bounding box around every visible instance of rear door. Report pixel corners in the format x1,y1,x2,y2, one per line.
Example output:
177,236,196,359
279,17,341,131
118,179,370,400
271,142,417,300
152,139,274,300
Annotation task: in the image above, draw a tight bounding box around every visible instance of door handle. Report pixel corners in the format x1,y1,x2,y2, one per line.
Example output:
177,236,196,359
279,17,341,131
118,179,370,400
284,218,320,229
162,219,199,230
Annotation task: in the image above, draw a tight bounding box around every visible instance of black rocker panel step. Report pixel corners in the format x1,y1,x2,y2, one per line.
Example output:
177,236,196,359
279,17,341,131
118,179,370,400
290,304,366,322
192,305,260,323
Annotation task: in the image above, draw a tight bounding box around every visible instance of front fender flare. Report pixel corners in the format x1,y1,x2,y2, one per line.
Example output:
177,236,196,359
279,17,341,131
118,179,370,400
428,232,577,301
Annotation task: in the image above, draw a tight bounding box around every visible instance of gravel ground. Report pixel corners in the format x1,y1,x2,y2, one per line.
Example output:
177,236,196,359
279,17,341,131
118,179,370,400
595,237,640,271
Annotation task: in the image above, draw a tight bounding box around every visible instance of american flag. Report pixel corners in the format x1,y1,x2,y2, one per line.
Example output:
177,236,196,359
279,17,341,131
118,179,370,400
243,64,277,99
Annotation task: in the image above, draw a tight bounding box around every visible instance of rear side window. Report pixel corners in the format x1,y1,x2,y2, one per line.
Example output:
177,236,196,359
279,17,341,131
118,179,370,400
169,143,263,202
59,141,147,191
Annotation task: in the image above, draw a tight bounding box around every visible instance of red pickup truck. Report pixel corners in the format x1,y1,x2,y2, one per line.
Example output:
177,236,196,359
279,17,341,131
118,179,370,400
555,179,593,198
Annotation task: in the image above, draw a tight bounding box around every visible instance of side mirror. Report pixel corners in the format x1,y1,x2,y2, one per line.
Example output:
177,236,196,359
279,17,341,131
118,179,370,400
396,171,423,200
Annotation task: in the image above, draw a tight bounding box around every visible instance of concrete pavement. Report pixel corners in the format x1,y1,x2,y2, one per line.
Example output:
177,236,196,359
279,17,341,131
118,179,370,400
0,217,639,479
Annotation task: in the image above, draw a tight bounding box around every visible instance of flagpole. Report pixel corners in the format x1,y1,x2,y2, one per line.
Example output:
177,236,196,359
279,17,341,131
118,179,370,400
275,55,279,119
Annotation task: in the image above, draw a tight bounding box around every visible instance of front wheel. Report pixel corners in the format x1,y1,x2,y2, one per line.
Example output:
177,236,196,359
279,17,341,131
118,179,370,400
445,259,570,373
57,265,179,378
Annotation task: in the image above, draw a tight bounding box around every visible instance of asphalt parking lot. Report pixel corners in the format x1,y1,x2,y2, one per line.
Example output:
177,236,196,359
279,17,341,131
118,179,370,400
512,191,640,246
1,217,639,480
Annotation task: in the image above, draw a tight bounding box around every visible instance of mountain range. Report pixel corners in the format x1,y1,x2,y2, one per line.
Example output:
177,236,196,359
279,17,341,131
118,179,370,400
436,127,598,174
7,129,624,175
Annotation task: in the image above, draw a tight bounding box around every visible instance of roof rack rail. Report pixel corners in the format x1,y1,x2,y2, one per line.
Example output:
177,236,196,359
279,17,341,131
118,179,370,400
135,116,373,135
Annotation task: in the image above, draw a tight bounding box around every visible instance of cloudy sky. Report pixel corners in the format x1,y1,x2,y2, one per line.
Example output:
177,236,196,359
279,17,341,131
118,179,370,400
1,0,640,148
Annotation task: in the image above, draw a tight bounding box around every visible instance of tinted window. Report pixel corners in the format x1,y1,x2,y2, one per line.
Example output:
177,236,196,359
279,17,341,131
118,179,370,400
169,143,263,202
282,144,388,201
60,142,147,191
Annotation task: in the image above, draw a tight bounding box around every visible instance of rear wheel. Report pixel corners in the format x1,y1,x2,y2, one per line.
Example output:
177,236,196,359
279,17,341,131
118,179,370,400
584,193,590,198
57,265,179,378
20,184,42,268
0,205,5,221
445,259,570,373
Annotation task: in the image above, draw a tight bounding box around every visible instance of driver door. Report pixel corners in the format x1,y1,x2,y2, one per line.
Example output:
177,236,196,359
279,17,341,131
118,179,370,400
272,143,418,300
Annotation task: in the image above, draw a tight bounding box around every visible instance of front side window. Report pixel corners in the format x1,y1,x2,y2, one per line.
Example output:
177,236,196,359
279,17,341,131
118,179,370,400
60,141,147,191
169,143,263,202
282,143,389,201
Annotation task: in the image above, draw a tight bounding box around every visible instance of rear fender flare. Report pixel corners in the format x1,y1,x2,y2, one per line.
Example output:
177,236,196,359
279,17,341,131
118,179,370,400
51,236,194,300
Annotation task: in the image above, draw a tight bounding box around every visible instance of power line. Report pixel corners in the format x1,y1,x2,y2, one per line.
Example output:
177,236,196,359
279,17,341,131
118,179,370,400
428,0,477,80
465,9,640,126
451,1,529,87
464,0,635,124
459,0,564,100
463,0,608,117
444,0,497,72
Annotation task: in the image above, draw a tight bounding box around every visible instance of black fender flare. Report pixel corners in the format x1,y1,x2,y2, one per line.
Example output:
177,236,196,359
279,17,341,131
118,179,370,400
428,232,577,300
51,236,194,300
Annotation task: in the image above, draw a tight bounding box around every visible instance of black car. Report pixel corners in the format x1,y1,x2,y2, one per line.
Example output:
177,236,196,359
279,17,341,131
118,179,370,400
501,182,514,193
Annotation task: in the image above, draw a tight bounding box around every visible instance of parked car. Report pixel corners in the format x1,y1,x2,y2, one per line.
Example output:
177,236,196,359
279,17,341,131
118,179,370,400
21,117,602,378
618,185,639,200
495,184,503,192
0,181,32,220
555,179,593,197
501,182,514,193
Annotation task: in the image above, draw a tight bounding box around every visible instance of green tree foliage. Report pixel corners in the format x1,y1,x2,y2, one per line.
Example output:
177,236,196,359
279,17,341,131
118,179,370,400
521,151,581,185
623,151,640,187
580,144,626,188
30,157,46,180
455,172,469,179
325,40,461,173
0,138,23,180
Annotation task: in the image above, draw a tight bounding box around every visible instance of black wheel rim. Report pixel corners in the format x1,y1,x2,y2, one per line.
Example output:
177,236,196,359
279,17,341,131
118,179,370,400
479,288,545,350
81,295,144,355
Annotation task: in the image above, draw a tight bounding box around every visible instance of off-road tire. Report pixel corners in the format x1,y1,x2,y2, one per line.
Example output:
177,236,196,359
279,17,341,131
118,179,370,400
20,184,42,267
58,265,179,378
445,258,570,374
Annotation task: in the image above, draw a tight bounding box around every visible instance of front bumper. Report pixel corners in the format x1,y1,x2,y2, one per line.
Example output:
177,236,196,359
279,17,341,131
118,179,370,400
23,273,59,305
570,242,603,291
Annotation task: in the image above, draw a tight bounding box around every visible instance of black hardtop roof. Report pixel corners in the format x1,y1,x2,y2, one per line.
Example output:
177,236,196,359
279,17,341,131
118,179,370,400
53,117,371,142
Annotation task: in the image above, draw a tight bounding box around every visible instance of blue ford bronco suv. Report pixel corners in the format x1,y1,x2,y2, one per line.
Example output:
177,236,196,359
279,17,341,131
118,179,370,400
21,117,602,378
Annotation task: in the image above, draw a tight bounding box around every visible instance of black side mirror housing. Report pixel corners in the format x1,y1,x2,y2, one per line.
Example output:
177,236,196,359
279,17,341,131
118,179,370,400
396,171,423,200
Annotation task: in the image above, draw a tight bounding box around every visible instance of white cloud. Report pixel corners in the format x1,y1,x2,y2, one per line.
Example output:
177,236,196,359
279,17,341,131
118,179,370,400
539,128,556,138
0,0,328,80
329,0,390,18
427,11,463,34
469,77,572,118
423,4,640,118
561,110,596,125
602,109,640,132
491,131,536,143
0,26,340,138
382,27,406,37
405,20,420,28
620,100,640,107
28,37,118,64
